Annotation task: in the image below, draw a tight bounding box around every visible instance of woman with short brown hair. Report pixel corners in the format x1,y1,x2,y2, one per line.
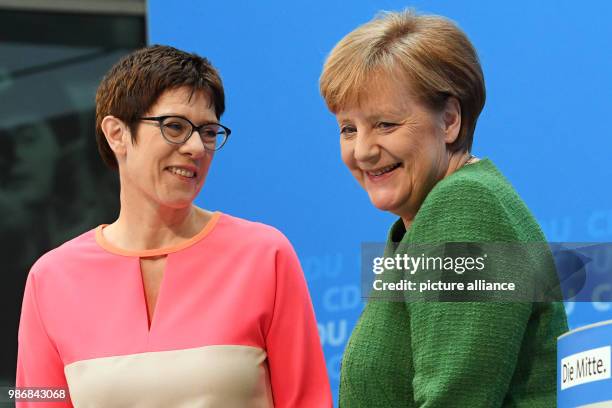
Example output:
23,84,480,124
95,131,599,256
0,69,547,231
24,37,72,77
17,45,332,407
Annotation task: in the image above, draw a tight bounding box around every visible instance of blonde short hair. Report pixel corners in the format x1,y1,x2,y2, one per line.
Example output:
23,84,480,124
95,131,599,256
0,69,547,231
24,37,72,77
319,10,485,152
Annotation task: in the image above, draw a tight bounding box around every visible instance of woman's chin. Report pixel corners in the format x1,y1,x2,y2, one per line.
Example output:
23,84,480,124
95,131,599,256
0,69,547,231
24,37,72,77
156,186,204,209
157,195,196,209
368,195,400,213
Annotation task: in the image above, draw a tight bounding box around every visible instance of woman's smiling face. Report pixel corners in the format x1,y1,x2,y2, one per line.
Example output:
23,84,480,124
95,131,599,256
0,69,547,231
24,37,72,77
336,76,452,221
120,86,216,209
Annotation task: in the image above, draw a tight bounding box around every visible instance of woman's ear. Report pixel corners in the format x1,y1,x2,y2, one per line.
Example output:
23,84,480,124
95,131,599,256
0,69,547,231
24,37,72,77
441,96,462,144
101,116,129,160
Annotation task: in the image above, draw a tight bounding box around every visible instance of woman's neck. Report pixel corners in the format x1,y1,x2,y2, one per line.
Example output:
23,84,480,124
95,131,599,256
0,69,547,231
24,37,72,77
401,150,475,230
103,189,209,252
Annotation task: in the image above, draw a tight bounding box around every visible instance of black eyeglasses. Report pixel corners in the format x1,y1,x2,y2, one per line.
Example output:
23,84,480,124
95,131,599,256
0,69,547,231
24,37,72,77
139,115,231,151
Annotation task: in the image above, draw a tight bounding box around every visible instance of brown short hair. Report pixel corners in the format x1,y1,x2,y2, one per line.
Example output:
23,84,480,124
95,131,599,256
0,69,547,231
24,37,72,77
95,45,225,169
319,10,485,152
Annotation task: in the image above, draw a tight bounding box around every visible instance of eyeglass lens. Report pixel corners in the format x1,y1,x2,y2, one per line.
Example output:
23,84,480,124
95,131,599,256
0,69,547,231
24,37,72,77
161,117,226,149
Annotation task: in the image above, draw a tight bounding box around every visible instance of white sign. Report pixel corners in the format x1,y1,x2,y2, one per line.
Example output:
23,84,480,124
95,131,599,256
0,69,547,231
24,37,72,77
561,346,611,390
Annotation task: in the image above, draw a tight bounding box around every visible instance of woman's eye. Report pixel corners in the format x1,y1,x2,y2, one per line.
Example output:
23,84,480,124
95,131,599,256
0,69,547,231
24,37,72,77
377,122,397,130
164,122,185,131
340,126,357,138
202,129,218,138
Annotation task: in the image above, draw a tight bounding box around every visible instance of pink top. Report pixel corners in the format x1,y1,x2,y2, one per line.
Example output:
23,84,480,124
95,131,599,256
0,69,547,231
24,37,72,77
16,212,332,407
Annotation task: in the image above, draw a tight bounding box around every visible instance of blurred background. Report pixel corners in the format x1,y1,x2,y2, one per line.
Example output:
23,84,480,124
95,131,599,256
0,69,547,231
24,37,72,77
2,1,611,407
0,0,145,404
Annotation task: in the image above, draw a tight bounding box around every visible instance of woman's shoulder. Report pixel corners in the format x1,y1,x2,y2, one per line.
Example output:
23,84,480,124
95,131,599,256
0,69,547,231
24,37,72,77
411,159,544,242
428,159,509,204
214,213,303,275
216,212,295,250
422,159,533,218
29,228,99,276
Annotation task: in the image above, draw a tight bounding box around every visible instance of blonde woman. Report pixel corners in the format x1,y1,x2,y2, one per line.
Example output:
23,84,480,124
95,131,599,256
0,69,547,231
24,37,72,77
320,10,567,407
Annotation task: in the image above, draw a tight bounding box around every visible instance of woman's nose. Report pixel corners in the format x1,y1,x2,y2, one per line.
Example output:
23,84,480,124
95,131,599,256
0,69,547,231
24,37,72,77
353,132,379,163
180,129,207,158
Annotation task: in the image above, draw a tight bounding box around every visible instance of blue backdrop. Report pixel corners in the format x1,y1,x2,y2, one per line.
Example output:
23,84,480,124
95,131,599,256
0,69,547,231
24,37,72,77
148,1,612,403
